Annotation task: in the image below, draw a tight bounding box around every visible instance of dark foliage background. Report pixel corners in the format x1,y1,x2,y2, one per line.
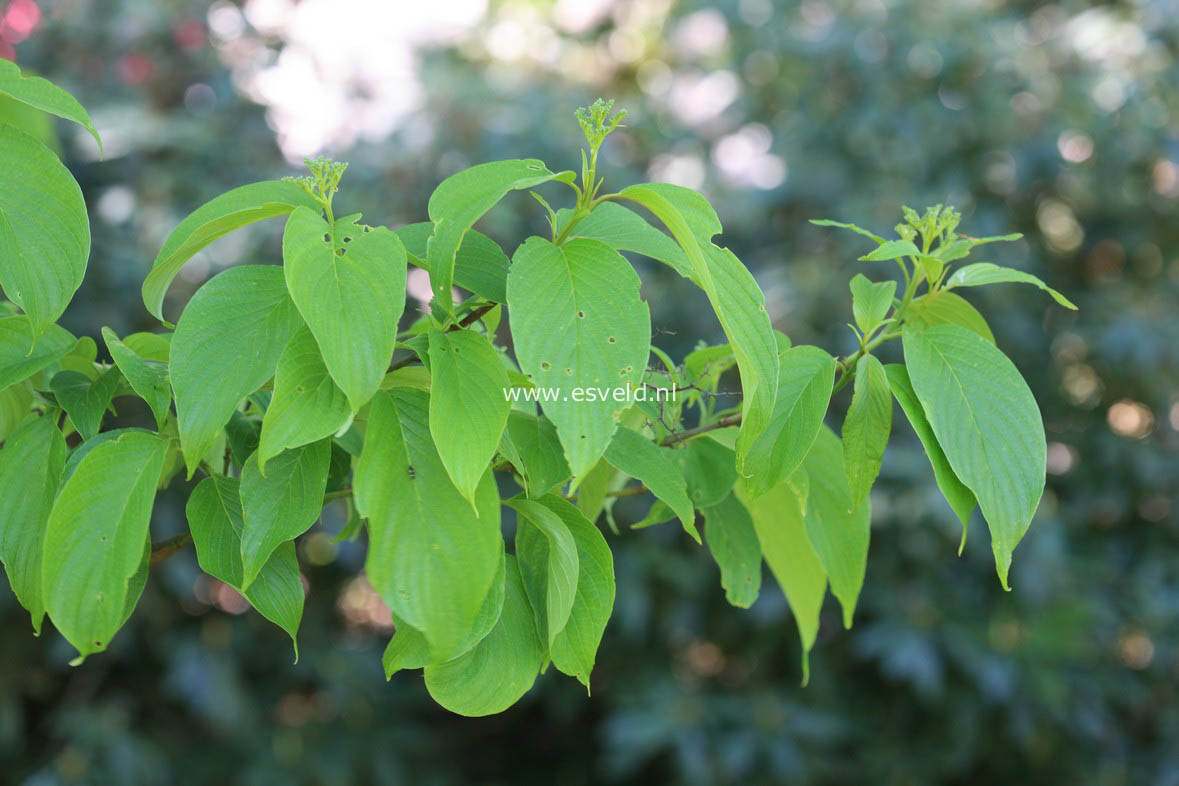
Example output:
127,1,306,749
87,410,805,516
2,0,1177,783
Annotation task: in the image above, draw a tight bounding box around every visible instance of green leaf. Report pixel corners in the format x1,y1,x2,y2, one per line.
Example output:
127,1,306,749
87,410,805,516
736,472,825,684
427,327,510,506
849,274,897,334
561,202,692,278
506,237,650,483
383,548,506,679
423,555,545,716
257,326,351,472
946,262,1078,309
395,223,510,303
858,238,920,262
615,184,778,470
907,291,995,344
356,389,502,660
532,494,614,689
142,181,320,323
170,265,302,476
102,327,170,430
0,317,75,388
509,497,580,646
744,345,836,497
0,59,101,150
0,125,89,337
282,208,407,411
841,354,892,509
603,426,698,542
884,363,975,548
238,439,330,588
498,411,571,498
803,428,871,628
42,431,169,659
428,159,568,315
0,383,32,442
809,218,884,244
0,415,66,633
670,436,737,508
50,368,120,441
186,475,304,655
382,618,431,679
902,325,1046,589
575,458,615,524
702,493,762,609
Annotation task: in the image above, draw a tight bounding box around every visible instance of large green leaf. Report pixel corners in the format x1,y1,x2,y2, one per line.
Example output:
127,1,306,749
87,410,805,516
884,363,975,548
498,411,571,498
0,317,75,388
561,202,692,278
533,494,614,689
384,549,507,679
257,326,350,471
907,291,994,343
736,472,825,684
946,262,1077,309
42,431,168,659
423,556,545,716
509,497,579,647
427,159,568,315
902,324,1046,588
143,181,320,323
356,389,502,660
744,345,836,497
604,426,697,542
50,368,120,441
427,327,510,506
506,237,650,483
0,125,89,337
802,428,871,628
702,493,762,609
282,209,406,411
238,439,331,588
186,475,304,655
102,327,170,430
170,265,302,476
0,59,101,149
395,223,510,303
841,354,892,509
0,415,66,633
615,184,778,470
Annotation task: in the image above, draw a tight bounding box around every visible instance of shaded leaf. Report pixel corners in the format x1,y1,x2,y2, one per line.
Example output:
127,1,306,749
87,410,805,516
509,497,579,646
103,327,170,430
842,354,892,509
0,415,66,633
604,426,697,542
702,493,762,609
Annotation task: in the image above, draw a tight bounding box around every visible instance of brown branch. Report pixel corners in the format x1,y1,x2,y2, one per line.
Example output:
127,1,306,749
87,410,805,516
150,532,193,566
659,414,742,447
388,302,499,371
606,484,649,498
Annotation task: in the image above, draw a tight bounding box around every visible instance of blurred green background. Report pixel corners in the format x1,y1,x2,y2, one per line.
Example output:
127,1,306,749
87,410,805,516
2,0,1178,783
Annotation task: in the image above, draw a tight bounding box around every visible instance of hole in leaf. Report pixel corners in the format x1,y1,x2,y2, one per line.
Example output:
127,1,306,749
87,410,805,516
577,310,585,318
607,336,616,343
540,361,551,370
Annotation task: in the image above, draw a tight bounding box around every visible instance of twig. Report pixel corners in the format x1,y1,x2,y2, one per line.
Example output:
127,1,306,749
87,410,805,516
149,532,193,566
